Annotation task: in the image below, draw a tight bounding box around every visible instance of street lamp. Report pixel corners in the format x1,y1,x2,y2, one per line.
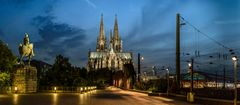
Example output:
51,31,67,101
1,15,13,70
141,56,144,61
232,56,237,61
232,56,238,105
54,87,57,93
14,87,18,93
80,87,83,93
188,63,192,68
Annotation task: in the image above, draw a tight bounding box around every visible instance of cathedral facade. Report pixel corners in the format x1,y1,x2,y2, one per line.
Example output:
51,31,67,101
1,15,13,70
87,15,133,71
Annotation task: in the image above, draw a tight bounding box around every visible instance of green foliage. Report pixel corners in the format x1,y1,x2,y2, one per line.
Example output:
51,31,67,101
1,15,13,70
73,77,88,86
88,68,113,85
40,54,91,87
39,54,122,87
148,79,167,92
49,55,72,86
0,72,11,87
134,79,167,92
0,40,16,72
134,82,149,90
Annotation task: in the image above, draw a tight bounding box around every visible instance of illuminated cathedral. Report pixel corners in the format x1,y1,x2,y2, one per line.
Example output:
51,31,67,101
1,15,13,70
87,15,133,71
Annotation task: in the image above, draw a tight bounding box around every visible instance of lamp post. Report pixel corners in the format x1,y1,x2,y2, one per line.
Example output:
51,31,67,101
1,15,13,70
188,58,194,92
138,53,140,82
166,68,170,96
137,53,144,82
187,58,194,102
232,56,238,105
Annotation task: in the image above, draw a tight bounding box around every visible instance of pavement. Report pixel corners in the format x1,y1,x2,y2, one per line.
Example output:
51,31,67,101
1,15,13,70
97,87,196,105
129,89,240,105
0,87,196,105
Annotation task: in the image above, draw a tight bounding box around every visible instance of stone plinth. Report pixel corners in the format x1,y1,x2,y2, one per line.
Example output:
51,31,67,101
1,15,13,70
12,66,37,93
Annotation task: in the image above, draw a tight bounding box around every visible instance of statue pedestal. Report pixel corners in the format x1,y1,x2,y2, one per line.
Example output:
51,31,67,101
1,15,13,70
12,65,37,93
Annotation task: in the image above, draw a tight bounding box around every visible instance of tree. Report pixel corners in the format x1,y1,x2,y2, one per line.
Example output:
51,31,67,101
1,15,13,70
0,40,16,91
48,55,72,86
0,40,16,72
0,72,11,87
39,54,96,87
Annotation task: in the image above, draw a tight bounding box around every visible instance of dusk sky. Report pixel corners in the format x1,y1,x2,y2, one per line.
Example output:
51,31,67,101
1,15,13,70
0,0,240,74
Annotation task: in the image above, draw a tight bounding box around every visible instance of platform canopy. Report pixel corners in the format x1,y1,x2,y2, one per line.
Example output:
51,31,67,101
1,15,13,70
182,73,205,81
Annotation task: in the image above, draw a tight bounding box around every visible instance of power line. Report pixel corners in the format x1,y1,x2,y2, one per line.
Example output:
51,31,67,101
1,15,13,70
180,16,232,50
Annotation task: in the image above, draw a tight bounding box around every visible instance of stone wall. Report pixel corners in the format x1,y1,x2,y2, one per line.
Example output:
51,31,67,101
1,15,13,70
12,66,37,93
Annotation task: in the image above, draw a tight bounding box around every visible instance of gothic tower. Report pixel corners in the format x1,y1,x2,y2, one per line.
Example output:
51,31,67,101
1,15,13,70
96,14,106,51
109,29,114,50
113,15,122,52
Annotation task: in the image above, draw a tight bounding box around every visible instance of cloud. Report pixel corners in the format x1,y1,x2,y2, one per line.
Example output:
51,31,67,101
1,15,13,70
31,15,87,64
0,0,93,66
123,1,177,67
33,15,86,45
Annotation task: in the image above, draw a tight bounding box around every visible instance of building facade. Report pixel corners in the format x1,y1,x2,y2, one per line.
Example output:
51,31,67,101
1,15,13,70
87,15,133,71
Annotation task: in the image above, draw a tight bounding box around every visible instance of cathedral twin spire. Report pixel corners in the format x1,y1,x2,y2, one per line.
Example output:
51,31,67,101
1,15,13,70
99,14,105,41
96,14,122,52
96,14,106,51
114,15,120,41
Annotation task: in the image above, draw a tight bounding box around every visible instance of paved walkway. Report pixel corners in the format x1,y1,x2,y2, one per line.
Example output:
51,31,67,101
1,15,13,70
0,87,196,105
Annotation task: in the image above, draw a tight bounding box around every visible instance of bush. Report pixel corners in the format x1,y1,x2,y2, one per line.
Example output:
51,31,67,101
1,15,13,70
0,72,11,87
134,79,168,93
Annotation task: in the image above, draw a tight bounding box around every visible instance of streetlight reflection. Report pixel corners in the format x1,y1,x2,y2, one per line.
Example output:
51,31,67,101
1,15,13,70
79,92,88,105
52,93,58,105
13,94,18,105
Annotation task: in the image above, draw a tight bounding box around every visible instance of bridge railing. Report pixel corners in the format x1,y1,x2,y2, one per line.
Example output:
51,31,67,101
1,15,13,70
38,86,97,93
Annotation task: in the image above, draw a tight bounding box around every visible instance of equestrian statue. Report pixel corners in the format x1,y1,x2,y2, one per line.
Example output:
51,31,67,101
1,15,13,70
19,33,34,65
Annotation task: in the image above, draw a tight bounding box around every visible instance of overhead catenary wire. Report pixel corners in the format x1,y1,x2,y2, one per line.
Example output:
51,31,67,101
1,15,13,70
178,15,240,79
180,16,232,50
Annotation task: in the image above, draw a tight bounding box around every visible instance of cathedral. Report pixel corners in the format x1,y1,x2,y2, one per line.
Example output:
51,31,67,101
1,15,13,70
87,15,133,71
